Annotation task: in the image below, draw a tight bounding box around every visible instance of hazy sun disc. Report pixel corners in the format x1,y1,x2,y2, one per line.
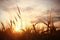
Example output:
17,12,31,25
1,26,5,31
13,20,26,33
14,27,21,32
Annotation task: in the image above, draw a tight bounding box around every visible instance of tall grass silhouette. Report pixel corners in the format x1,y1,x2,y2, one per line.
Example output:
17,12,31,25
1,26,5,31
0,8,60,40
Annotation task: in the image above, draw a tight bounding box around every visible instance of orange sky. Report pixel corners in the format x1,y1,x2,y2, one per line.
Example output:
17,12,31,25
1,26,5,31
0,0,60,30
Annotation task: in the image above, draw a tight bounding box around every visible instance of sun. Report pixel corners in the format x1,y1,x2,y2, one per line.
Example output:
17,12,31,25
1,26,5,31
14,27,20,32
12,20,26,33
13,20,21,32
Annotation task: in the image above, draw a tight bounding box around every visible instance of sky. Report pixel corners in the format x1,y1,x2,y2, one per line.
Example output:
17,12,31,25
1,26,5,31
0,0,60,29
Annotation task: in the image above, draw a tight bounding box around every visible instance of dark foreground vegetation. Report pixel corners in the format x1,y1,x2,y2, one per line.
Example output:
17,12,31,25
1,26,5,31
0,27,60,40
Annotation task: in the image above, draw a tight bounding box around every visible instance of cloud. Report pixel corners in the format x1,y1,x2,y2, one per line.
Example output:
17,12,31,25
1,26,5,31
54,21,60,26
0,9,10,26
0,0,60,29
0,0,17,10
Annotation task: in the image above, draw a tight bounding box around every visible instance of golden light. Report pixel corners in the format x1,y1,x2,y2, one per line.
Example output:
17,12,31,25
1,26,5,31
14,27,20,32
35,23,47,31
12,20,26,33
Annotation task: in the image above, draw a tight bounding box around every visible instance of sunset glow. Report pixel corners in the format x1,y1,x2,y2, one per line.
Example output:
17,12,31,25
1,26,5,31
14,27,20,32
0,0,60,40
12,19,26,33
